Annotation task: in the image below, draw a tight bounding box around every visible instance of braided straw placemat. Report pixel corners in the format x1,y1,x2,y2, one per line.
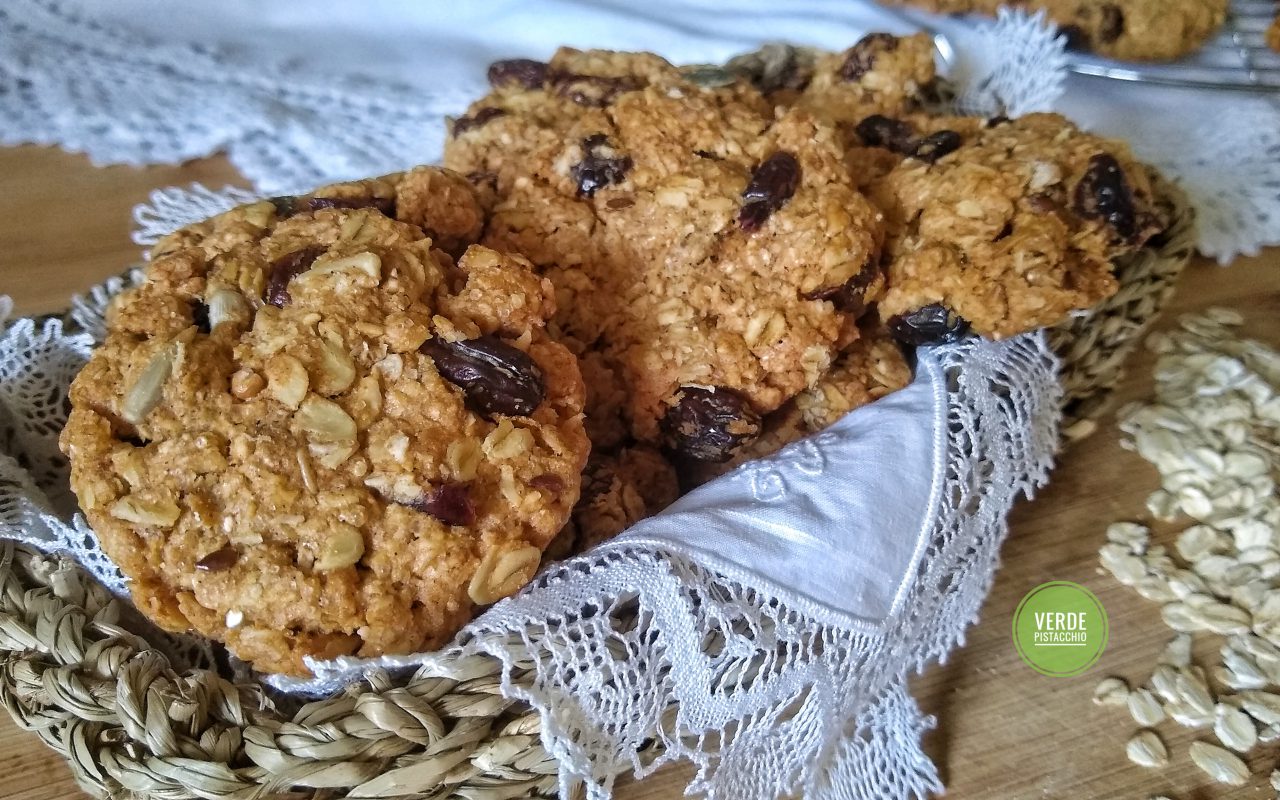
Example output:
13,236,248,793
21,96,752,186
0,174,1194,798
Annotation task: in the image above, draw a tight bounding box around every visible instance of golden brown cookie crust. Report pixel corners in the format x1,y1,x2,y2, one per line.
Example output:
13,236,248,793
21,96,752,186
445,47,887,459
62,167,589,675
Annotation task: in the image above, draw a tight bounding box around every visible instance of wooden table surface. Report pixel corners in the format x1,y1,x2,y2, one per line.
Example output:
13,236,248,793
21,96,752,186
2,144,1279,800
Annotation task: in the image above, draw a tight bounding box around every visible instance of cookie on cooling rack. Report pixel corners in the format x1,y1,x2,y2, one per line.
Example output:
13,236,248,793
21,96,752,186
878,0,1228,62
60,167,590,676
445,47,887,462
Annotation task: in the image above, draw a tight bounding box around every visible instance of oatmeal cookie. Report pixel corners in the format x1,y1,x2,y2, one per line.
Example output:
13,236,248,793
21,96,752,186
879,0,1228,61
569,445,681,551
446,47,887,462
61,167,590,675
852,112,1166,340
685,329,911,486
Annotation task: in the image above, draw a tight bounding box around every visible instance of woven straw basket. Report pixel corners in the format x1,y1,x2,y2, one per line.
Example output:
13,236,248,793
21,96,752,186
0,171,1195,798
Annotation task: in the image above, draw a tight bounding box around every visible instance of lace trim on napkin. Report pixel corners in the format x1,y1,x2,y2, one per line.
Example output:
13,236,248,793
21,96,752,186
448,312,1059,800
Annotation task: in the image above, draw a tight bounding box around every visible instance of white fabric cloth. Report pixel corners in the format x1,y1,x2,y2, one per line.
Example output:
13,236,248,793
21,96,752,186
2,0,1276,261
0,2,1112,798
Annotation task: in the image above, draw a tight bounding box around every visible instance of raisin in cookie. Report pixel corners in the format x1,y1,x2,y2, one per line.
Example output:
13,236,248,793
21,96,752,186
880,0,1228,61
61,167,589,675
851,112,1166,340
446,47,886,462
683,329,911,486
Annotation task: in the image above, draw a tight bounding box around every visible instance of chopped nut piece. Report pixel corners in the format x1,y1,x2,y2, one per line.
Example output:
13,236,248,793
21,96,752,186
295,395,358,468
207,289,251,330
122,347,174,424
468,545,542,605
266,353,309,409
109,494,180,527
230,368,265,400
315,524,365,570
316,340,357,395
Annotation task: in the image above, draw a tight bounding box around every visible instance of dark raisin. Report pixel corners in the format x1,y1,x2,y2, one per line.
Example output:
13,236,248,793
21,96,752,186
553,73,640,107
302,195,396,217
264,245,326,307
910,130,963,163
1073,153,1138,242
1059,24,1091,51
529,474,566,493
738,151,801,232
1098,5,1125,43
269,195,298,217
802,260,880,314
420,335,546,417
196,545,238,573
570,134,633,198
694,149,722,160
487,58,549,89
451,107,507,136
840,33,899,81
191,300,210,334
662,386,762,462
887,304,972,346
854,115,916,154
403,482,476,526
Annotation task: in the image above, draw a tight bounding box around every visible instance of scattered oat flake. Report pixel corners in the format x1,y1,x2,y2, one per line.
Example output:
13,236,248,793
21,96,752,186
1093,677,1130,706
1125,730,1168,768
1097,311,1280,782
1188,741,1249,786
1128,688,1165,727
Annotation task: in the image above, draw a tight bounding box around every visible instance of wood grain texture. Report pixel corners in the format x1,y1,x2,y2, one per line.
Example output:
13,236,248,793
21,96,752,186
2,145,1278,800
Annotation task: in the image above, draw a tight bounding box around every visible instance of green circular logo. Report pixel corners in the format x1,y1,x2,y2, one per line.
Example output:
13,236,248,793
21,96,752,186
1012,581,1108,677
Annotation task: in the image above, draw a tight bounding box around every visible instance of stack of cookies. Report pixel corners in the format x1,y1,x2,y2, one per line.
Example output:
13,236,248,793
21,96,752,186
443,33,1167,536
62,33,1169,674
